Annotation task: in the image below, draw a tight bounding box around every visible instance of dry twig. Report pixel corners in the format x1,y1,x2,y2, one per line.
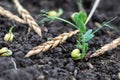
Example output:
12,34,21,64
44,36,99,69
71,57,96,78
13,0,42,36
25,30,79,57
90,36,120,58
0,6,25,24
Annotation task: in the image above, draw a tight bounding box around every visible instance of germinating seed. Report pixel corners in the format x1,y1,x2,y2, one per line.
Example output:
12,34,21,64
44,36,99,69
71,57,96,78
118,72,120,80
0,47,12,57
4,33,15,42
71,49,81,60
48,11,57,17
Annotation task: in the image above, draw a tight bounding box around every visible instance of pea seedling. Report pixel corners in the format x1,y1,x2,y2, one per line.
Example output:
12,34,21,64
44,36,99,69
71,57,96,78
70,11,95,60
4,26,15,42
71,11,116,60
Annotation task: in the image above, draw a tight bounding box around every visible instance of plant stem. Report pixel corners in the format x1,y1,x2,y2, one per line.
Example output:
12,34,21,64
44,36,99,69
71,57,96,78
93,16,117,34
11,57,18,70
38,18,51,24
105,16,117,24
77,0,85,12
9,26,14,33
80,42,86,59
55,17,77,29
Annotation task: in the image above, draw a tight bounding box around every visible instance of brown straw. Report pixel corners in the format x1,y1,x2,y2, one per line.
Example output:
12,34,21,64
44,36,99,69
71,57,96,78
25,30,79,57
90,36,120,58
13,0,42,36
0,6,25,24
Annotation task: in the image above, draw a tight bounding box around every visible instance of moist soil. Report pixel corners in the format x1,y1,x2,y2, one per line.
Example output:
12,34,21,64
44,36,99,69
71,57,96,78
0,0,120,80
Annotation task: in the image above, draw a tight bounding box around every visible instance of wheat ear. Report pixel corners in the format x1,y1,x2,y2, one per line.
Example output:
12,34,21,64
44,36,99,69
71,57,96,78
13,0,42,36
0,6,25,24
25,30,79,57
90,36,120,58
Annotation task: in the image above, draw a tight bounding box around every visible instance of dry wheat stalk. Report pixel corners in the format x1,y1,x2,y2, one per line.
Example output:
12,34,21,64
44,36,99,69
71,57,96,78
90,36,120,58
13,0,42,36
0,6,26,24
25,30,79,57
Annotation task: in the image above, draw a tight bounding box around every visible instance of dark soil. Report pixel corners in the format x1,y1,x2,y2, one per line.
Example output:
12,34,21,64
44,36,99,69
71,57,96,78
0,0,120,80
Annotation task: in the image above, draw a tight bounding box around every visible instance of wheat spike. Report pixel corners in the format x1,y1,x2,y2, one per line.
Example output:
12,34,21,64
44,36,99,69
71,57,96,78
90,36,120,58
0,6,25,24
25,30,79,57
13,0,42,36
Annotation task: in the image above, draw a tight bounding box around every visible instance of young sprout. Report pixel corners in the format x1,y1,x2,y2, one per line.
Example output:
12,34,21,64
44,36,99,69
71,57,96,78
48,9,63,17
118,72,120,80
70,12,93,59
71,12,116,60
0,47,12,57
39,8,63,24
4,26,15,42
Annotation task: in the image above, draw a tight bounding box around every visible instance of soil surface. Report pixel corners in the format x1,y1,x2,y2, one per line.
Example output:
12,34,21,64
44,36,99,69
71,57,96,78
0,0,120,80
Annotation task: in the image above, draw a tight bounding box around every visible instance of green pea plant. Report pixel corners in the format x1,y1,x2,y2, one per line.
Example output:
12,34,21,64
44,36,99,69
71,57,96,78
39,9,114,60
71,12,96,60
70,12,115,60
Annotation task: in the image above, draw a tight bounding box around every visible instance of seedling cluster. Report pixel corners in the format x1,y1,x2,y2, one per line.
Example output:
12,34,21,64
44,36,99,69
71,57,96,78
40,10,112,60
0,26,15,57
0,0,115,60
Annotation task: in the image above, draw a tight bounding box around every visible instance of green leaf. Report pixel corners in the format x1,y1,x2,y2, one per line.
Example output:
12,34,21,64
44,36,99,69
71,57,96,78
78,11,87,24
38,18,51,24
84,29,92,37
74,12,87,33
82,29,94,42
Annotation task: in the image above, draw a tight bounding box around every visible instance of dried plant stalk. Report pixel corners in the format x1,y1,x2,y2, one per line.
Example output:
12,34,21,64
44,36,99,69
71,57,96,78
13,0,42,36
90,36,120,58
0,6,25,24
25,30,79,57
